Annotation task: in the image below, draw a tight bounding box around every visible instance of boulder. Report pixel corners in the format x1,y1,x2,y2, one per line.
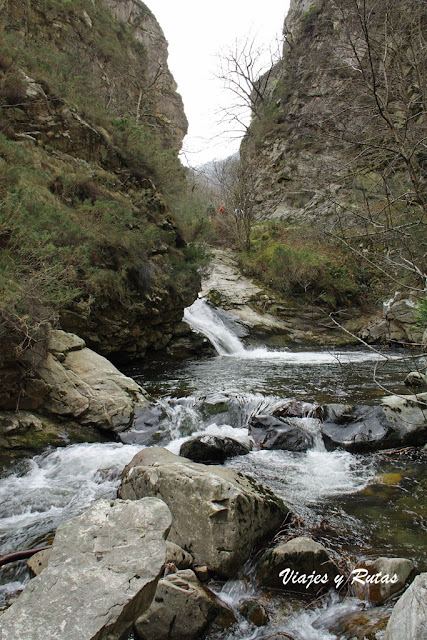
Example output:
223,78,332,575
385,572,427,640
119,447,288,578
382,393,427,445
38,329,150,432
404,372,427,391
0,498,172,640
249,415,314,451
239,600,269,626
320,404,398,452
179,435,250,463
27,548,51,577
166,542,193,570
134,569,235,640
119,404,167,445
258,536,340,593
352,557,415,604
272,399,320,420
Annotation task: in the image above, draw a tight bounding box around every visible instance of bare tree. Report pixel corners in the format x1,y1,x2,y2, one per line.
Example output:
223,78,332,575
216,35,282,137
320,0,427,296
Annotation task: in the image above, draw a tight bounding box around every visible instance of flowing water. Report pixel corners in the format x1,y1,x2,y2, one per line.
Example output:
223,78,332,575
0,298,425,638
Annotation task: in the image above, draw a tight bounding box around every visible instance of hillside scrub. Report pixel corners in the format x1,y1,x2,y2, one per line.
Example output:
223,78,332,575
237,222,378,310
0,0,202,373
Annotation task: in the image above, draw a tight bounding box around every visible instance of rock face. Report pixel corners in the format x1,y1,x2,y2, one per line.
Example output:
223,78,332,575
103,0,188,149
119,447,288,577
352,557,415,605
249,415,314,451
40,330,149,432
0,497,172,640
134,569,235,640
257,536,340,593
361,298,423,345
180,435,250,463
384,572,427,640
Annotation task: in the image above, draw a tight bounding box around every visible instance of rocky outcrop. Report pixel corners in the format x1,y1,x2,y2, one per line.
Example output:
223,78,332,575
200,249,364,345
384,572,427,640
0,329,153,465
103,0,188,149
201,249,289,336
180,435,250,463
361,297,423,345
352,557,415,605
257,536,340,593
119,447,288,577
0,497,172,640
134,569,235,640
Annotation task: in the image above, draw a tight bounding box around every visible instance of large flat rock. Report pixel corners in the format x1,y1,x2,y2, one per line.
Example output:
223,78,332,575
119,447,288,577
0,497,172,640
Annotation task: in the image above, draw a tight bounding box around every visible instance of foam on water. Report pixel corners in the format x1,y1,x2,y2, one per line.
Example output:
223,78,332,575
0,442,142,554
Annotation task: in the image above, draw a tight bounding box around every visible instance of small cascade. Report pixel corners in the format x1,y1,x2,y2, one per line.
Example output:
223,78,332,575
184,298,388,363
184,298,246,356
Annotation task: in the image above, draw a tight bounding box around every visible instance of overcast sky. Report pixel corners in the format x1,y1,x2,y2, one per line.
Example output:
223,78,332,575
150,1,291,167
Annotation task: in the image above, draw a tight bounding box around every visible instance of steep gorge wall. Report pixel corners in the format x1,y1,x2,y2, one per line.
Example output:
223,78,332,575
0,0,200,413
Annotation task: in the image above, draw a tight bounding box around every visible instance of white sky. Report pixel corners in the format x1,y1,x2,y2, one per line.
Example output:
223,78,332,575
149,1,291,167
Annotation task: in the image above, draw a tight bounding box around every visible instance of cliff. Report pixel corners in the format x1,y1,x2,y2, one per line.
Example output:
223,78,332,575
243,0,425,230
238,0,425,338
0,0,200,415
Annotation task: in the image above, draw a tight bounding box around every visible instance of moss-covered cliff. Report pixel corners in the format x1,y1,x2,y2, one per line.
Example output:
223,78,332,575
0,0,200,410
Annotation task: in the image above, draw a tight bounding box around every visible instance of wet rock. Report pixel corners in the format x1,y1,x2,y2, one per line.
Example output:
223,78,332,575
258,536,340,593
180,435,250,463
320,404,397,452
27,548,51,577
119,403,167,445
0,497,172,640
249,415,314,451
328,606,389,639
199,393,231,423
119,447,288,578
239,600,269,626
385,572,427,640
166,542,193,570
273,399,320,420
352,557,415,604
382,393,427,445
134,569,235,640
39,330,150,433
404,372,427,391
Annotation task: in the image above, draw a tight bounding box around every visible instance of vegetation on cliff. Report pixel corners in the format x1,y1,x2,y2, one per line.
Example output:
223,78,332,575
0,0,202,388
209,0,426,329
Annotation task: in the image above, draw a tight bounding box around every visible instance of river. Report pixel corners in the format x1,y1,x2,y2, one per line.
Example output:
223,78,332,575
0,298,425,638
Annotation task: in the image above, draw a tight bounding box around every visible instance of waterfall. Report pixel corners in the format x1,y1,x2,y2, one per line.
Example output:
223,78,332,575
184,298,387,363
184,298,246,356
